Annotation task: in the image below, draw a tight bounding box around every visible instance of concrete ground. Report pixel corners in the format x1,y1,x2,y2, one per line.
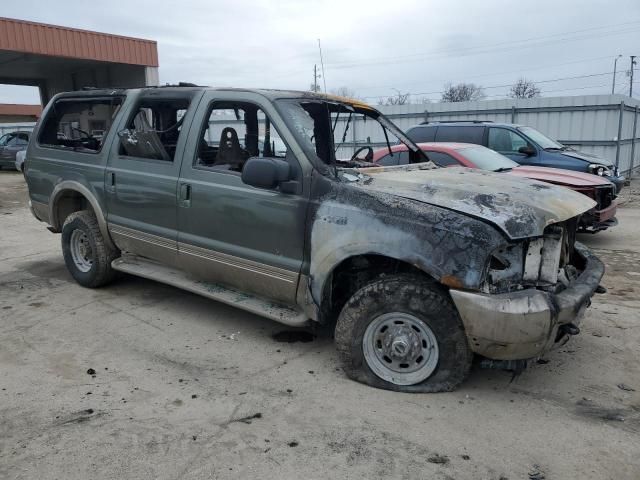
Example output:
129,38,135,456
1,170,639,480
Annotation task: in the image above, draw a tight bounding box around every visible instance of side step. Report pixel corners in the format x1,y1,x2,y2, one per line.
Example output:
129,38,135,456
112,255,309,327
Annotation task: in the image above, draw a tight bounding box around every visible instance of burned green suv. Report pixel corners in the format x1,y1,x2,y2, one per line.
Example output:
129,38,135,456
25,86,604,392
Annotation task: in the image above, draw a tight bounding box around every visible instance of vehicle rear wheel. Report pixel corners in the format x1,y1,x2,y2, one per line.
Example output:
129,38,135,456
61,210,118,288
335,274,472,392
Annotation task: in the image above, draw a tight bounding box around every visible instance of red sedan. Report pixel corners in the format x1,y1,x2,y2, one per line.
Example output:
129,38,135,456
372,142,617,233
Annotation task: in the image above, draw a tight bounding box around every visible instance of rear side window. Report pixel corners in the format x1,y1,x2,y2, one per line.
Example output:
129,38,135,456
406,125,436,143
435,126,484,144
38,97,123,153
118,96,193,162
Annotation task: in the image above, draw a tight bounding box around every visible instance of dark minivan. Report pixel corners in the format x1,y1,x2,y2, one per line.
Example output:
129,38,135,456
405,121,625,192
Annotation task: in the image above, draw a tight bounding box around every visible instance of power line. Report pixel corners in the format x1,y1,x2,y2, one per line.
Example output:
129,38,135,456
269,21,640,82
324,24,640,70
354,55,614,92
360,71,615,100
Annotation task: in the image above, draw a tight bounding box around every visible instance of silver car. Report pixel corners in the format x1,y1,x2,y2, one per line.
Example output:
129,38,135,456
15,149,26,172
0,131,30,170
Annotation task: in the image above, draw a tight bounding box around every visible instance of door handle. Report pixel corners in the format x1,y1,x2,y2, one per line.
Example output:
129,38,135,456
179,183,191,208
107,171,116,193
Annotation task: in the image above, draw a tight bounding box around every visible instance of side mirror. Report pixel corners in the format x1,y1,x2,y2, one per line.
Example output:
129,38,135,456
518,145,536,156
241,157,291,190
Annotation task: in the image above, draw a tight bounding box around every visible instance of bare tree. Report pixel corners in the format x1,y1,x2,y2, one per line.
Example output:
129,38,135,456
441,83,485,102
509,78,541,99
329,86,360,99
378,91,411,106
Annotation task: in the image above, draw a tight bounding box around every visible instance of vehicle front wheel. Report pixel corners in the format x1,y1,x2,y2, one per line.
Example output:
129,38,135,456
61,210,118,288
334,274,472,392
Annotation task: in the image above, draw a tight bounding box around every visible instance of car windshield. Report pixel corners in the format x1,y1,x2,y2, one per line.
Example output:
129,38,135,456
458,146,519,171
0,134,11,146
275,97,430,169
518,126,564,150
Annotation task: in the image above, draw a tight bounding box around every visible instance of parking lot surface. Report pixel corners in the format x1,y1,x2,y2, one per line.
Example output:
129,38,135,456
1,171,639,480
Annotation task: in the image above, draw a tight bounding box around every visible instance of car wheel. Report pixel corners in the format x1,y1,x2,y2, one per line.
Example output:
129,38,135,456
61,210,118,288
335,274,472,392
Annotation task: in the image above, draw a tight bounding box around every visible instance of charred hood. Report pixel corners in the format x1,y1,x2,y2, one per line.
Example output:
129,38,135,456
351,166,596,240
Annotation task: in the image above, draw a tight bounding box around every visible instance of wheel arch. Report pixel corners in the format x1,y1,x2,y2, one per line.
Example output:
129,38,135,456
315,252,443,324
49,181,115,250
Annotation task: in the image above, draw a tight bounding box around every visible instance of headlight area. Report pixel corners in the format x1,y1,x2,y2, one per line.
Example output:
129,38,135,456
482,222,581,294
588,163,612,176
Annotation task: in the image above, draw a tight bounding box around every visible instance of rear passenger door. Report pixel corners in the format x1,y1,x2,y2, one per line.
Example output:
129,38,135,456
434,125,485,145
175,91,307,304
105,90,201,266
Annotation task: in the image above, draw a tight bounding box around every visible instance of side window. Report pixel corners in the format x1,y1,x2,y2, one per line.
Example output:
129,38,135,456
6,135,19,147
407,126,436,143
38,97,123,153
118,97,192,162
435,126,484,144
16,133,29,146
196,101,288,173
427,151,460,166
488,128,528,153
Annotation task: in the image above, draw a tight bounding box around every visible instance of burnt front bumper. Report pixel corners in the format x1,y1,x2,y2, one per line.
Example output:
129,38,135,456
449,243,604,360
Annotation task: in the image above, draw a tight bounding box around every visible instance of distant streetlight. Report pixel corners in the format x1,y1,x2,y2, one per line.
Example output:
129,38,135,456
612,54,623,94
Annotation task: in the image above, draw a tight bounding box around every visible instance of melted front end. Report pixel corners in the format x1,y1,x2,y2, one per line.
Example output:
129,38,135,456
449,216,604,361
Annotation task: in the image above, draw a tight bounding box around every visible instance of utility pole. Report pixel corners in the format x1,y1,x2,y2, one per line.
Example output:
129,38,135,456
631,56,637,97
313,64,322,93
612,54,622,94
313,64,318,92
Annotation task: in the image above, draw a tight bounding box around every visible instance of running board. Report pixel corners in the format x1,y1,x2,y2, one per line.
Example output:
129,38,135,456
111,256,309,327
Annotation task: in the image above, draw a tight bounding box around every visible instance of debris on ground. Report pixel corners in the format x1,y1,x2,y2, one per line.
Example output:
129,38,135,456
86,368,96,375
528,464,546,480
272,331,315,343
575,398,625,422
236,413,262,424
427,454,449,464
617,383,635,392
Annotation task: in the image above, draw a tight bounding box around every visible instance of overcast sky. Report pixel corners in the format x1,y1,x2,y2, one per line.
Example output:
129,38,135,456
1,0,640,104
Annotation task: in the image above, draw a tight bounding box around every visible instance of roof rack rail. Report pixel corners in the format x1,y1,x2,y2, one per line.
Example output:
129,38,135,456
79,82,201,91
420,120,492,125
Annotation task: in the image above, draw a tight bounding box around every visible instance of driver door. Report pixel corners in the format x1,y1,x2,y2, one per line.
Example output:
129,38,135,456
487,127,534,164
176,91,307,304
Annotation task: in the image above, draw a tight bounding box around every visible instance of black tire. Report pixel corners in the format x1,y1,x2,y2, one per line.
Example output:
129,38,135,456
334,274,472,393
61,210,118,288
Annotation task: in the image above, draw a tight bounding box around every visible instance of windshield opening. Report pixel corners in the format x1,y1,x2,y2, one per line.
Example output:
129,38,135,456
459,146,519,171
276,98,430,169
517,126,564,150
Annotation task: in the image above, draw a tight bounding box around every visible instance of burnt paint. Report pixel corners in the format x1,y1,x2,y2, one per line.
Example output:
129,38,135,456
306,171,508,310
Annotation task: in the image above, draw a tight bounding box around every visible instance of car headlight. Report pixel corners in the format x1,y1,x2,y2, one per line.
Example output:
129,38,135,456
589,164,611,176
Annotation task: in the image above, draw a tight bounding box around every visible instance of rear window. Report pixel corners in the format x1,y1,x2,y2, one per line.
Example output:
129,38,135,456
406,125,436,143
38,97,123,153
434,126,484,144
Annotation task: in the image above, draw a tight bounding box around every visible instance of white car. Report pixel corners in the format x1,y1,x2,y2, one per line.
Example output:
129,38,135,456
15,149,26,172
